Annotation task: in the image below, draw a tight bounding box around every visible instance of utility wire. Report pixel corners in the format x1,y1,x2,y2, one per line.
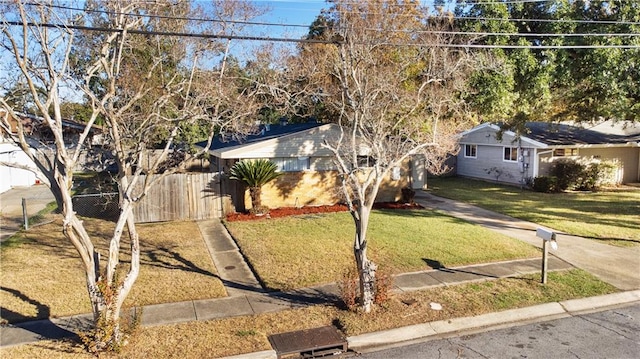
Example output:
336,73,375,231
3,21,337,44
5,20,640,48
18,0,640,29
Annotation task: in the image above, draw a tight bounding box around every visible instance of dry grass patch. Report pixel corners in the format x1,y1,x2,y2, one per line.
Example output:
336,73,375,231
0,270,617,358
1,218,225,324
225,210,539,290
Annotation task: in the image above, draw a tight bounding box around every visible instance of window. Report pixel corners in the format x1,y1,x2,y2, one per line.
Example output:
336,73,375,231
273,157,310,172
357,155,376,167
503,147,518,162
554,148,578,157
464,144,477,158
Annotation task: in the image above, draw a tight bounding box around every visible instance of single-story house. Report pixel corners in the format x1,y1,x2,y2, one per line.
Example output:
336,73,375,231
0,110,106,192
199,121,423,211
457,121,640,186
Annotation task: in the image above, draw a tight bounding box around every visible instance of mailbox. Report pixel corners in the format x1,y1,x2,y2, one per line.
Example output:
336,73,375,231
536,228,558,284
536,228,556,241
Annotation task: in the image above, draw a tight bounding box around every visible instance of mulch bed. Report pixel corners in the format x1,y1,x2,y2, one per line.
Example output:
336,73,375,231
225,202,423,222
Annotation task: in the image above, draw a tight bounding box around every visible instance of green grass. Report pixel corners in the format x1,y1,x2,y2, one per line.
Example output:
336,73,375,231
427,177,640,246
225,210,539,291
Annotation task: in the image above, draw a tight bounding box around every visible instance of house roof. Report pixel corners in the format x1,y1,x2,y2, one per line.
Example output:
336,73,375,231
3,110,103,134
525,122,640,146
197,121,331,158
461,121,640,148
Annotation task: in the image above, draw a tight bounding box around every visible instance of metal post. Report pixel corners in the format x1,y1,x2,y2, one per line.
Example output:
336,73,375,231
541,239,549,284
22,197,28,230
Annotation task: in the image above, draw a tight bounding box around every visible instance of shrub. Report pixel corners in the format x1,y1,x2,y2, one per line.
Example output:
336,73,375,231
337,267,359,311
576,160,619,191
550,159,584,191
401,187,416,204
532,176,558,193
373,268,394,305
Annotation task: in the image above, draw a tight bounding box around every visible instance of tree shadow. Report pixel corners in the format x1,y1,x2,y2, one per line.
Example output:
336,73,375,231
142,246,219,278
422,258,500,279
1,286,51,323
0,286,79,344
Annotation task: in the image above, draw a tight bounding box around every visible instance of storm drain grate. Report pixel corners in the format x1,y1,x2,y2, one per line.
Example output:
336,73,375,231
268,325,348,359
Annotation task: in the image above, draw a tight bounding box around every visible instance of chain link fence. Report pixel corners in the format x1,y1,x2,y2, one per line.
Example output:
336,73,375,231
18,196,58,230
72,192,120,221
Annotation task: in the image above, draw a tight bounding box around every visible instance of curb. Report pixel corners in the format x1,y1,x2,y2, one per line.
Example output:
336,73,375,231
348,290,640,352
222,290,640,358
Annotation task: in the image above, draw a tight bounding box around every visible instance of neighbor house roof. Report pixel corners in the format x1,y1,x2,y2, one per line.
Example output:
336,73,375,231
197,121,334,159
461,121,640,148
525,122,640,146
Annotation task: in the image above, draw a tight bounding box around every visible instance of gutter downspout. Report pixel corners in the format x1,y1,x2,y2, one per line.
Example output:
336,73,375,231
534,149,554,178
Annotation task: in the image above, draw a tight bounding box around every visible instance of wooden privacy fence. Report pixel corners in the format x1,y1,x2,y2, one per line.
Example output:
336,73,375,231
132,172,224,223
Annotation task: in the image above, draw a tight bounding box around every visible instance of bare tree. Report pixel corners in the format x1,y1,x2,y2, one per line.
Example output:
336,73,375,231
1,0,266,351
291,0,480,312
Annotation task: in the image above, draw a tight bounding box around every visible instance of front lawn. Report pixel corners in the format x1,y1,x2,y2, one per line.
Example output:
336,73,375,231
0,218,226,324
224,209,539,291
426,177,640,246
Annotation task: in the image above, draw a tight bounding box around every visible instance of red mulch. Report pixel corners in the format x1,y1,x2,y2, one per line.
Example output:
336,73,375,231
225,202,423,222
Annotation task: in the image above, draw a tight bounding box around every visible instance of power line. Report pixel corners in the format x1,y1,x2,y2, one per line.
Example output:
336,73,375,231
22,1,312,29
5,20,640,48
19,0,640,30
3,20,337,44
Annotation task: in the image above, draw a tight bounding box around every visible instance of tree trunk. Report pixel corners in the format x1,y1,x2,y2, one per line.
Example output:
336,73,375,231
249,186,262,209
352,204,377,313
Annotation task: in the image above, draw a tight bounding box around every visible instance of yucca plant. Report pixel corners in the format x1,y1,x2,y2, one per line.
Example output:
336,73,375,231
229,159,282,212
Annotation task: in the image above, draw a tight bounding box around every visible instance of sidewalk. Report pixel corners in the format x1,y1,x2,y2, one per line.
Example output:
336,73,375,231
2,192,639,356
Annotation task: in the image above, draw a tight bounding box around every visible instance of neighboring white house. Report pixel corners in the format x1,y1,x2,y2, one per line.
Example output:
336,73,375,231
198,121,422,210
457,121,640,185
0,140,42,193
0,110,106,193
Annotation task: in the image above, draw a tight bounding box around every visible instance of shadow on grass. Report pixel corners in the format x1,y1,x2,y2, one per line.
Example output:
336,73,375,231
144,246,218,278
1,286,51,324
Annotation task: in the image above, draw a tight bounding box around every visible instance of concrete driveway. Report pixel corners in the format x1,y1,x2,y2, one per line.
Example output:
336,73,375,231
0,185,55,241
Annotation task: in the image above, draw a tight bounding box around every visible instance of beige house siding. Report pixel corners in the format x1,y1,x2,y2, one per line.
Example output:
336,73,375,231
546,147,640,183
243,164,411,210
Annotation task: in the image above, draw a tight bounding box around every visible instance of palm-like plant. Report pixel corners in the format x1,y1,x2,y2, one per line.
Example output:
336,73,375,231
229,159,282,211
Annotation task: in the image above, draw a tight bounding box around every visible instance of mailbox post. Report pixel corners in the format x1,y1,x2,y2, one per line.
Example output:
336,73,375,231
536,228,557,284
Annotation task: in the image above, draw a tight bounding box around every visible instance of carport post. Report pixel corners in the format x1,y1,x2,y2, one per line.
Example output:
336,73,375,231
22,197,28,230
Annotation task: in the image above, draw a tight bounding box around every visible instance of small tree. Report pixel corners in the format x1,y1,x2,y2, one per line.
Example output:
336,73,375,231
229,159,282,213
290,1,482,312
1,0,268,351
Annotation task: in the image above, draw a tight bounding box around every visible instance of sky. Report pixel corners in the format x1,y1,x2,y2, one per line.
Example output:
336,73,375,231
248,0,328,40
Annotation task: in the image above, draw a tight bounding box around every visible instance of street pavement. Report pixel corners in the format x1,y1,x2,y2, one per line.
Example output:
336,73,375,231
358,303,640,359
1,190,639,358
0,185,55,242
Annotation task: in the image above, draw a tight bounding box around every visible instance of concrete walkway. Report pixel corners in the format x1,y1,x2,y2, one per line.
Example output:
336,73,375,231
414,192,640,291
1,191,639,355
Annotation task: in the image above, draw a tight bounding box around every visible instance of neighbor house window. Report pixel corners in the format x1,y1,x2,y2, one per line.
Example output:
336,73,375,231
464,144,477,158
554,148,578,157
503,147,518,162
357,155,376,167
273,157,310,172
